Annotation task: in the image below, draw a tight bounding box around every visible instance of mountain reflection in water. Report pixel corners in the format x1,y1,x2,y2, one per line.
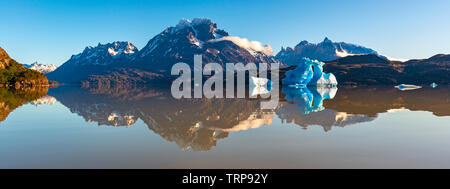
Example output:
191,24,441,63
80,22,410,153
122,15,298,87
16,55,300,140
24,84,446,152
0,87,48,122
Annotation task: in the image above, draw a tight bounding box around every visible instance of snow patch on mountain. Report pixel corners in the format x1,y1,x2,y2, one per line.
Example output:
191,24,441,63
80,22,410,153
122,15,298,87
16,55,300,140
108,42,136,57
385,56,409,62
108,48,119,56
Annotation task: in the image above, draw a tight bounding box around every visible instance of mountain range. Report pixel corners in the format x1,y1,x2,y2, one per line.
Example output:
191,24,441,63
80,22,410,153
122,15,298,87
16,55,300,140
47,41,141,83
40,18,449,85
48,18,282,85
275,37,379,66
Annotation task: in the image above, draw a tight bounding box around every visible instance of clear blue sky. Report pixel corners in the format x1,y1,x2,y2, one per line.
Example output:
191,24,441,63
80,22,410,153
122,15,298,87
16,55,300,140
1,0,449,66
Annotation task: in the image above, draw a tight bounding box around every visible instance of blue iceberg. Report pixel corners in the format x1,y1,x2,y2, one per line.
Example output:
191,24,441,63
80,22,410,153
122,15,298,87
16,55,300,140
282,61,314,86
282,58,338,87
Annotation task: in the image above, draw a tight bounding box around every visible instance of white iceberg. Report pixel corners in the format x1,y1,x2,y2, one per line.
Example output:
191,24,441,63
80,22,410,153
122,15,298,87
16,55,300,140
395,84,422,91
309,60,338,86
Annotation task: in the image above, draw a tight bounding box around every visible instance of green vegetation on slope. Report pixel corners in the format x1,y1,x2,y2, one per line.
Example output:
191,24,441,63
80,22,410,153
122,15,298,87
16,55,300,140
0,47,48,87
0,59,47,84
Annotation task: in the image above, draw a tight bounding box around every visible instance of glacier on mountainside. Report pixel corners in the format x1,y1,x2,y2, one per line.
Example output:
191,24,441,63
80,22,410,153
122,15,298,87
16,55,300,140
282,58,338,87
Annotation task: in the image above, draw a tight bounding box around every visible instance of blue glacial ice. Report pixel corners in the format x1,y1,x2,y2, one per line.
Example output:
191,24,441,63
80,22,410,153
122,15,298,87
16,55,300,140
282,58,338,87
282,60,314,86
430,82,438,88
282,86,337,114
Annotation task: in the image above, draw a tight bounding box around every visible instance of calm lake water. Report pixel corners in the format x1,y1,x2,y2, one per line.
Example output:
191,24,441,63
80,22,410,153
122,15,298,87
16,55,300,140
0,85,449,168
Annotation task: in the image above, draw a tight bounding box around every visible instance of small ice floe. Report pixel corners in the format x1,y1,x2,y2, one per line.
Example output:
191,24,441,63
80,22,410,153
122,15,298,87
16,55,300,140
430,82,438,88
395,84,422,91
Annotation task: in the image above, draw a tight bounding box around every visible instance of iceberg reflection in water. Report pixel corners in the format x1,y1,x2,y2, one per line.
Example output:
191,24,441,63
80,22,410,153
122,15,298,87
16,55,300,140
282,86,337,114
249,76,272,96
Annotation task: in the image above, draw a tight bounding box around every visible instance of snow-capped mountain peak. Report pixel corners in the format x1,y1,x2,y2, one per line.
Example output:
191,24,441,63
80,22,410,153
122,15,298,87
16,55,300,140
23,62,58,74
173,19,194,32
139,17,224,57
69,41,139,66
47,41,140,83
172,18,214,34
139,17,276,62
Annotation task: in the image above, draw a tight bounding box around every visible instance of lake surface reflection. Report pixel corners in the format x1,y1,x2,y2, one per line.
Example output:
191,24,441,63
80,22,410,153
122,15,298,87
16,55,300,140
0,85,449,168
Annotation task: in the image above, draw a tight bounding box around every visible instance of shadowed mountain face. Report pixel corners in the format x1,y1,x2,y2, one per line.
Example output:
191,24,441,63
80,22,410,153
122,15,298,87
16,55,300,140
0,87,48,122
44,84,449,151
323,54,450,85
